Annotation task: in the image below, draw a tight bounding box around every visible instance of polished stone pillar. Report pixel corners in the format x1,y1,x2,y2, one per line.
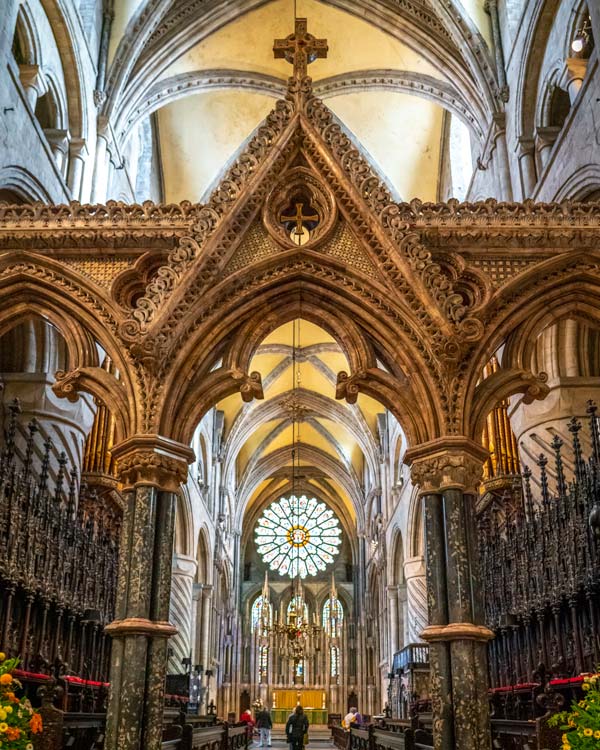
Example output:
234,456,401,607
423,492,453,750
406,438,494,750
104,436,194,750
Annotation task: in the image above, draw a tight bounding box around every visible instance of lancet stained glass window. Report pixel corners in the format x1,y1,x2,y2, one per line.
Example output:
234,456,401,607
251,595,272,633
255,495,342,578
323,597,344,637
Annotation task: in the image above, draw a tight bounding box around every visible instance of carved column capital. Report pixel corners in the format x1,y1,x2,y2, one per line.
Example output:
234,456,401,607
172,553,198,578
403,555,425,580
18,64,47,99
516,136,535,158
405,437,488,495
112,434,195,491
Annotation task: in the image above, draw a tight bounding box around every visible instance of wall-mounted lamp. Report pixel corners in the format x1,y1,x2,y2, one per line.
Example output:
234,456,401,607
572,16,592,53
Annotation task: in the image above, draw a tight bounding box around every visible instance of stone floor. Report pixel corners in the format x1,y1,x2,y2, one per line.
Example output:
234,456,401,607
254,727,333,749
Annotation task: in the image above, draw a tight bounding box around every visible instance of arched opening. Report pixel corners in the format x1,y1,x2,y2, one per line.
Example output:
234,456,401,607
548,85,571,129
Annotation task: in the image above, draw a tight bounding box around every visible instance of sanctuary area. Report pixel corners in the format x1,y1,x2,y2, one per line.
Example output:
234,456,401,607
0,1,599,750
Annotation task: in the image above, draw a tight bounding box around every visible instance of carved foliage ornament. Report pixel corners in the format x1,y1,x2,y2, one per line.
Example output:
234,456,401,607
119,98,296,339
407,440,489,494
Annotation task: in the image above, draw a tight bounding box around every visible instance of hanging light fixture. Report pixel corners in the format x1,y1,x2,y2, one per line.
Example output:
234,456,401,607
571,15,592,54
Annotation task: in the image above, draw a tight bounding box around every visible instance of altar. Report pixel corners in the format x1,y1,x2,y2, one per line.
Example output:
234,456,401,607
271,690,328,725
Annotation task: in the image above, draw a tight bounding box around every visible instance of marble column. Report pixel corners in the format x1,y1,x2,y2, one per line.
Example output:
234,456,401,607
406,438,494,750
404,556,428,644
104,436,194,750
169,554,197,673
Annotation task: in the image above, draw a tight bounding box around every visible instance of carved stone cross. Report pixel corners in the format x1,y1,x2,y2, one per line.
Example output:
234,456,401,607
273,18,328,79
280,201,319,244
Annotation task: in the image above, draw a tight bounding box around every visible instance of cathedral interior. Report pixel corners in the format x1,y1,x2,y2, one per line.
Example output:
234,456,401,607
0,1,599,749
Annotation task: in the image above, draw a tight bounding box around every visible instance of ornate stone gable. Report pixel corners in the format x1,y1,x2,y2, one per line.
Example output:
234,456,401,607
116,77,491,367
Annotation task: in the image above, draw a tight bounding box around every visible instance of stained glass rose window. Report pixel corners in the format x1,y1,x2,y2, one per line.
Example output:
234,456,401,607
255,495,342,578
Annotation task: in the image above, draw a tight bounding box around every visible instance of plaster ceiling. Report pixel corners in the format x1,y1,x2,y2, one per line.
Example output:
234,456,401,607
157,90,274,203
161,0,443,82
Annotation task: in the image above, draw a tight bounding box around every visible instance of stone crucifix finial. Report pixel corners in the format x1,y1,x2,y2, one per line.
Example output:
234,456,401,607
273,17,328,79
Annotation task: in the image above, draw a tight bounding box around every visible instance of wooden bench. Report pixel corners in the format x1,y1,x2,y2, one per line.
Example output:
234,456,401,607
333,719,434,750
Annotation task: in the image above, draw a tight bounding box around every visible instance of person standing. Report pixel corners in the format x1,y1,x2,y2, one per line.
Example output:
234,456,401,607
286,705,309,750
256,705,273,747
240,709,256,744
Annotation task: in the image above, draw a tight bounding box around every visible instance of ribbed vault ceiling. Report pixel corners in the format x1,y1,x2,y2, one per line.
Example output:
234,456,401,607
108,0,497,202
220,320,388,530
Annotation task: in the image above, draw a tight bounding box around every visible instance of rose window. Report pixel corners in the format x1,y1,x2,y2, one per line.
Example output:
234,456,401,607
255,495,342,578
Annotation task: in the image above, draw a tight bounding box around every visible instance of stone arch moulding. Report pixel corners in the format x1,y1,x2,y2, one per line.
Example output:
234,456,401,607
37,0,88,138
12,3,42,66
553,164,600,201
460,263,600,437
226,300,377,380
160,280,442,451
0,262,140,440
472,255,600,377
388,528,404,586
513,0,562,138
105,0,498,135
115,69,486,147
174,489,195,558
0,166,54,203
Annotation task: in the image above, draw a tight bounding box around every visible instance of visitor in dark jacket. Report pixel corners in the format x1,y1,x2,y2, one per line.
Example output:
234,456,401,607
286,705,309,750
256,706,272,747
